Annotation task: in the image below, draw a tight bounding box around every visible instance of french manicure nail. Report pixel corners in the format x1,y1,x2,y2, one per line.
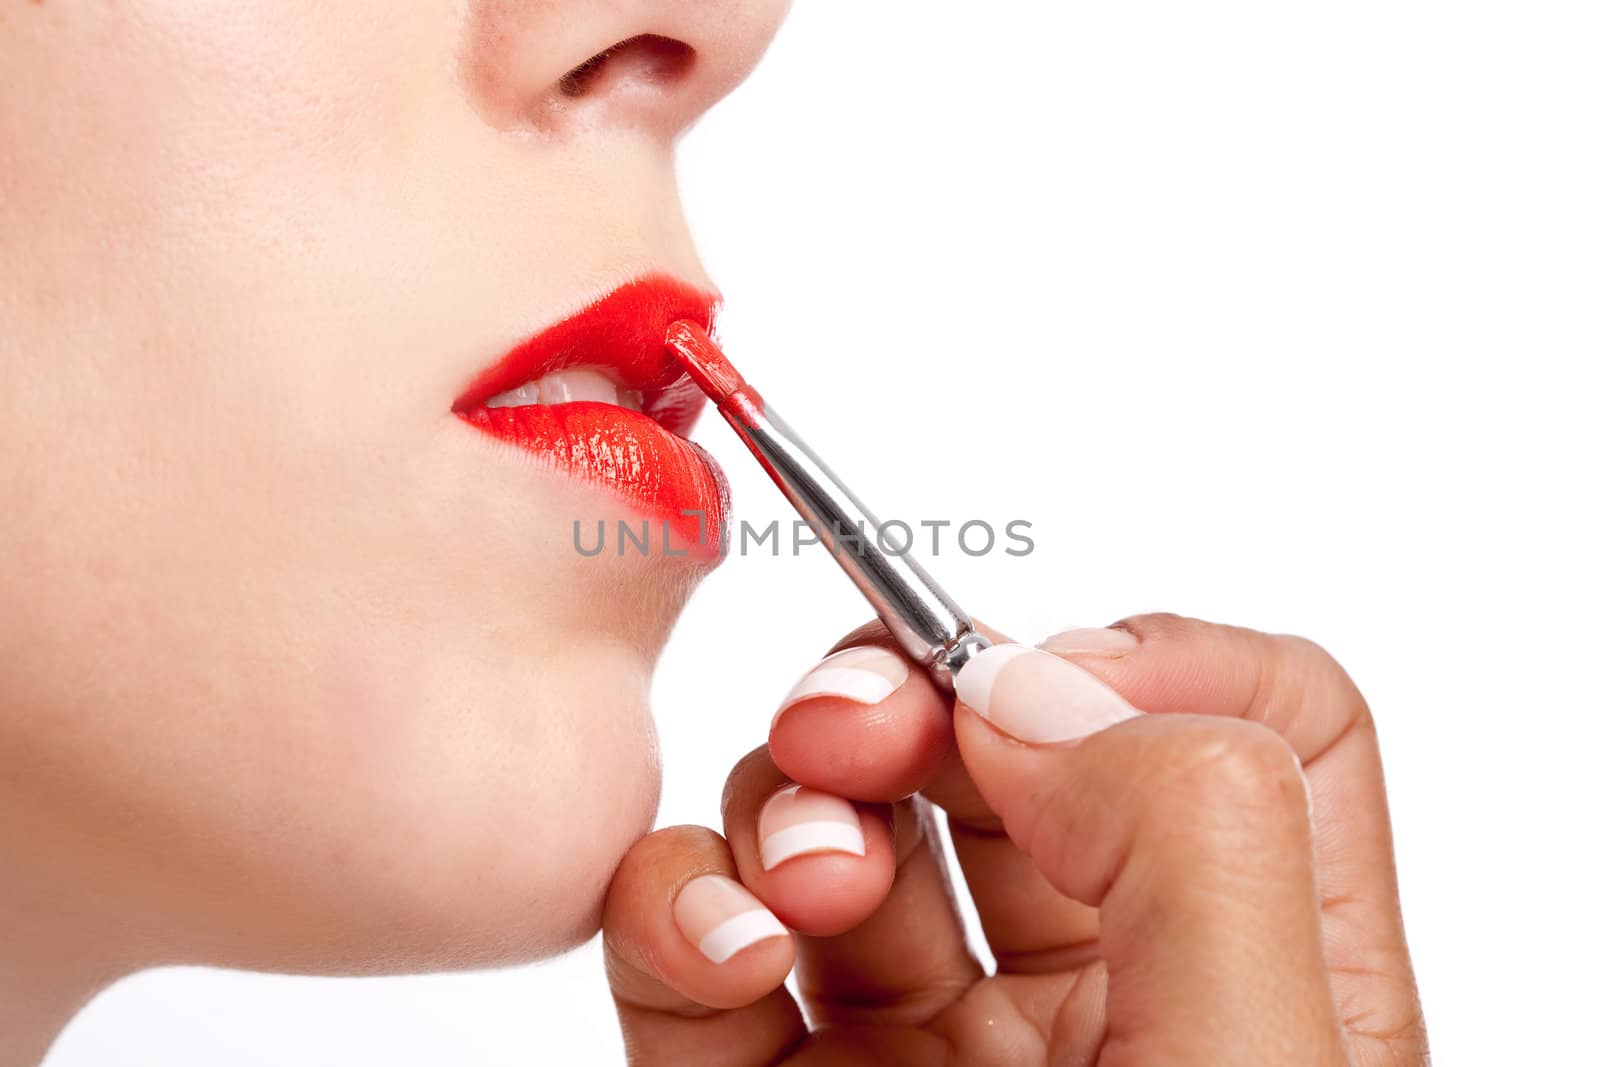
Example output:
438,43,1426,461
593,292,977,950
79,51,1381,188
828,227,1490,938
954,643,1140,744
1037,626,1140,657
673,875,787,964
775,646,909,718
757,784,866,870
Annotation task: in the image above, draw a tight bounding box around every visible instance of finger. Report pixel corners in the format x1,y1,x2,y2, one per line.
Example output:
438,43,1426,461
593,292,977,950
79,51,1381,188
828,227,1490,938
771,622,1101,974
954,644,1349,1065
604,826,802,1067
943,813,1101,974
767,625,952,803
718,745,982,1027
718,746,895,937
1041,615,1425,1060
924,724,1103,976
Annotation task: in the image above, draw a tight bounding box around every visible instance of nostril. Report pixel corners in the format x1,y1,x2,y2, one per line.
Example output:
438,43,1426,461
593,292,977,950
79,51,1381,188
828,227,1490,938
558,34,695,99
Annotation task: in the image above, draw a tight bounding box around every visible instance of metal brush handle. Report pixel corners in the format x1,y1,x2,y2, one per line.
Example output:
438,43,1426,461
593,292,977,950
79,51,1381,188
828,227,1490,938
721,403,991,690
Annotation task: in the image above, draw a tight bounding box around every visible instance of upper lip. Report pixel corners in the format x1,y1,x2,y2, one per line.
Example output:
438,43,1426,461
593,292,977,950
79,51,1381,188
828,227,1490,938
451,273,720,436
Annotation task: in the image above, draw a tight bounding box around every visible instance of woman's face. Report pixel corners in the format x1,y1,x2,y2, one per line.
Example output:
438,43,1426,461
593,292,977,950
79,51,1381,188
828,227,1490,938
0,0,786,974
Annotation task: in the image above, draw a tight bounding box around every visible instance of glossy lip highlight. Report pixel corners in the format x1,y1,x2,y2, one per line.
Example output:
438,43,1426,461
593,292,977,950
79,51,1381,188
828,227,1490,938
453,274,729,558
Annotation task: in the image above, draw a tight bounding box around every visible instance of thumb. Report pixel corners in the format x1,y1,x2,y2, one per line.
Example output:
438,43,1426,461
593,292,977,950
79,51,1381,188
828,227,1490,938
952,642,1347,1066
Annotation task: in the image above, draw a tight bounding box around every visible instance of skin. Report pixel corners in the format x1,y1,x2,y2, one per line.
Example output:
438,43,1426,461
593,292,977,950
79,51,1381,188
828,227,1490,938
605,615,1429,1065
0,5,1426,1066
0,2,788,1063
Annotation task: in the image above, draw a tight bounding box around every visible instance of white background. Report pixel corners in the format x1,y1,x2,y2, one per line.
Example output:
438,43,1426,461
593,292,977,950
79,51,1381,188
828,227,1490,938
46,2,1598,1064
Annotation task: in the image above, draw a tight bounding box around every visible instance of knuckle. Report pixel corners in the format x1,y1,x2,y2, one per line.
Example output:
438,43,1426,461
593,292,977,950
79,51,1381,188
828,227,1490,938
1115,611,1192,643
1278,633,1357,696
1268,632,1375,740
1164,719,1308,823
1278,631,1335,664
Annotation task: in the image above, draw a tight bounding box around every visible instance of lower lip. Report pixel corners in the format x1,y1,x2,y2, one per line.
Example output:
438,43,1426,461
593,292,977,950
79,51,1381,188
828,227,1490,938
457,401,728,558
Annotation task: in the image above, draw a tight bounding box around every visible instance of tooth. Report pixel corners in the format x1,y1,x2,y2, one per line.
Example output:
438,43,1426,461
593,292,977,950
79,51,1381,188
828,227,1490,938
537,368,620,406
484,380,541,408
618,389,644,412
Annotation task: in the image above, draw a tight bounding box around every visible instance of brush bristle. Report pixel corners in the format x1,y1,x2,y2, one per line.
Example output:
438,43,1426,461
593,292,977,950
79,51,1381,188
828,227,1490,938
664,320,744,405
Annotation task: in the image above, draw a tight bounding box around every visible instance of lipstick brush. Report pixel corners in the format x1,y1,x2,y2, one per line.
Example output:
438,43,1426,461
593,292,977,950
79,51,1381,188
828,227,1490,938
664,320,992,690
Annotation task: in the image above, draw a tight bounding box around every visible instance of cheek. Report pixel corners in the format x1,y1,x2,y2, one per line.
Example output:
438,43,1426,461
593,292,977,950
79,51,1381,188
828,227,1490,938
0,0,696,976
0,358,691,972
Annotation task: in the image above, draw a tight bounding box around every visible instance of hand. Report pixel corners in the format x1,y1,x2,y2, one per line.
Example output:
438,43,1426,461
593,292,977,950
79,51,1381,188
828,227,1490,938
602,614,1426,1065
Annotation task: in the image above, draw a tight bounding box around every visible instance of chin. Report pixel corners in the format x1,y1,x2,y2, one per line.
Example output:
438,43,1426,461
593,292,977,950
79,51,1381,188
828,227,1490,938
251,486,706,974
163,628,668,977
367,677,664,972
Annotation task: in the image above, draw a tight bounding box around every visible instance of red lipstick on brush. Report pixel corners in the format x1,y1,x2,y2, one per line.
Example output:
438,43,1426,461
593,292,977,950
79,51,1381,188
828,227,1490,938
665,321,992,689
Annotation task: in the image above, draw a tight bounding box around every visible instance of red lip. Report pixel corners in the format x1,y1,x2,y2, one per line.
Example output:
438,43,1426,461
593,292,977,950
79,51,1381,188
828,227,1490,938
453,274,728,558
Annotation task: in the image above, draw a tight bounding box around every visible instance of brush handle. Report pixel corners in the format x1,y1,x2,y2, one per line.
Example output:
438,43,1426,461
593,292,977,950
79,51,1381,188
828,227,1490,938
720,401,991,690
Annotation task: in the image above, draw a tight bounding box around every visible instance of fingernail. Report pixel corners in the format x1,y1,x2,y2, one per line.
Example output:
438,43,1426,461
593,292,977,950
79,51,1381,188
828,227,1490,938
1037,626,1140,657
954,643,1140,744
673,874,788,964
757,784,866,870
775,646,909,718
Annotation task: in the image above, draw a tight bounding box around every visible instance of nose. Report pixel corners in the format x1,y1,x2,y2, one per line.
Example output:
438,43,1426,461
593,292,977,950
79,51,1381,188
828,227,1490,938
464,0,791,139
